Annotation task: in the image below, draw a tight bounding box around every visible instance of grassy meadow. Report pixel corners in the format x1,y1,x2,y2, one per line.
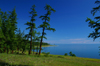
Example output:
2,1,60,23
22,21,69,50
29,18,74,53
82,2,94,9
0,50,100,66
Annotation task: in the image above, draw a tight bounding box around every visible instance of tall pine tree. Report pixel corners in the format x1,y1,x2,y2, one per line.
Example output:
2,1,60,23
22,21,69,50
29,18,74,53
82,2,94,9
86,0,100,40
25,5,37,55
0,9,5,53
8,8,18,54
38,4,56,55
86,0,100,55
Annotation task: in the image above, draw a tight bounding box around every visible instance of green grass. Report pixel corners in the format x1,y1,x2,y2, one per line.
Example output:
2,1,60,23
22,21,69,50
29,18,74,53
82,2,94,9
0,51,100,66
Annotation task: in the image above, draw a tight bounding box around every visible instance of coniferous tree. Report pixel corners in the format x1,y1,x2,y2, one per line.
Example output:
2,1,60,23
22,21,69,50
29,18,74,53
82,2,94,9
35,32,41,54
24,5,37,54
32,30,41,54
31,30,37,54
8,8,18,54
20,30,29,54
86,0,100,40
0,8,18,54
24,34,31,52
0,9,11,53
0,9,5,53
1,11,10,53
86,0,100,55
5,17,12,54
38,4,56,55
15,28,25,53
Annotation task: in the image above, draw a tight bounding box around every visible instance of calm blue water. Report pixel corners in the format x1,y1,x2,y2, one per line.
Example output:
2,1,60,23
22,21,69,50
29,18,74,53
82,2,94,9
41,44,100,59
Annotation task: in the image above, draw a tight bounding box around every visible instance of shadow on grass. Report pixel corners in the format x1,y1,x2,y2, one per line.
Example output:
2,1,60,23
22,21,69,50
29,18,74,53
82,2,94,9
0,59,31,66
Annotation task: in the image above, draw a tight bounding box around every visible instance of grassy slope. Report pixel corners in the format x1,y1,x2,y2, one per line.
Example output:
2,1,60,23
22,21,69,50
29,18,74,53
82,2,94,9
0,51,100,66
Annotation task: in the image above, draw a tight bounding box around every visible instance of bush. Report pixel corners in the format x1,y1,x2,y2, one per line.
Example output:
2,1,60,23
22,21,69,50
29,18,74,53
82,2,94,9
69,51,76,57
72,54,76,57
64,53,68,56
69,51,73,56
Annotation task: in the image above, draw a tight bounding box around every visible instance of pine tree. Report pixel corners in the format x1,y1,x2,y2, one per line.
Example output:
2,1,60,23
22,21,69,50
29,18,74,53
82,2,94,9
8,8,18,54
24,5,37,54
24,34,31,52
86,0,100,55
15,28,25,53
32,30,41,54
0,9,5,53
86,0,100,40
35,32,41,54
38,4,56,55
1,11,9,53
0,8,18,54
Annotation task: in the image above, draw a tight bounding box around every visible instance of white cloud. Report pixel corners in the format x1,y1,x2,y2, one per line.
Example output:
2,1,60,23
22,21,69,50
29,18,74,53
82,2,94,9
43,38,100,44
69,38,85,40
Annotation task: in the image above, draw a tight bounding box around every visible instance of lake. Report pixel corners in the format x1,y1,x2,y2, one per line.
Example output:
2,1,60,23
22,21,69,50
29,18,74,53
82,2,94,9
41,44,100,59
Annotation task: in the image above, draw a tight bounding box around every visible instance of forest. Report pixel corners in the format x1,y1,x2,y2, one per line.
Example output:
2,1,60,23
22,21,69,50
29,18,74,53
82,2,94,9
0,4,55,55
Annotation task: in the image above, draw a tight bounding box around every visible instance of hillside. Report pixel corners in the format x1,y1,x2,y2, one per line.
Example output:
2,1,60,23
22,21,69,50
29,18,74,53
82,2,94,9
0,52,100,66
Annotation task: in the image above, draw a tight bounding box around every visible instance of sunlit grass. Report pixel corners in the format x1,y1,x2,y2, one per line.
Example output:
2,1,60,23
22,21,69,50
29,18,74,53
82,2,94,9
0,51,100,66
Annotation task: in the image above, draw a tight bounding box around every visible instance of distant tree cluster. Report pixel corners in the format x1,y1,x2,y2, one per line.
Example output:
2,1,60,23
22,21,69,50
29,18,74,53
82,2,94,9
0,4,56,55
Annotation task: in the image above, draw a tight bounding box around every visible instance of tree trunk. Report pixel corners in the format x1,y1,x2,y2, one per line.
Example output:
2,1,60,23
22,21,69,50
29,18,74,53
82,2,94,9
4,47,6,53
17,47,19,53
29,28,32,55
36,43,39,55
22,49,25,54
11,50,13,54
7,48,9,54
33,47,34,54
39,27,44,55
33,42,35,54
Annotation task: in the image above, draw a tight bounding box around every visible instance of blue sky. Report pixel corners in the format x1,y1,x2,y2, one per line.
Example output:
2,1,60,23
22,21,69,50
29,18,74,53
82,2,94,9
0,0,100,44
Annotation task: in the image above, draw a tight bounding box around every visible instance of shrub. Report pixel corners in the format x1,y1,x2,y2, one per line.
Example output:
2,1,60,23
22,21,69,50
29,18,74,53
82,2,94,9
69,51,73,56
69,51,76,57
64,53,68,56
72,54,76,57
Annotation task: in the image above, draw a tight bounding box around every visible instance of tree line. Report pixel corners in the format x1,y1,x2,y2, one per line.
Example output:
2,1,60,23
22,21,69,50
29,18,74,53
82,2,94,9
0,4,56,55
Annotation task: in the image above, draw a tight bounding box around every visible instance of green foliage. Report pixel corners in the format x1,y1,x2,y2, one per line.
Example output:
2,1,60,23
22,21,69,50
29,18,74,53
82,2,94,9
24,5,37,54
72,54,76,57
86,0,100,41
69,51,76,57
0,8,18,53
39,4,56,35
0,4,54,56
39,4,56,55
64,53,68,56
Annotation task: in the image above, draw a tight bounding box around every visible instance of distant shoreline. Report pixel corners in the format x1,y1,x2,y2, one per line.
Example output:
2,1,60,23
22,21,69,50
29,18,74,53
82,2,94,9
34,45,57,47
42,45,57,47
